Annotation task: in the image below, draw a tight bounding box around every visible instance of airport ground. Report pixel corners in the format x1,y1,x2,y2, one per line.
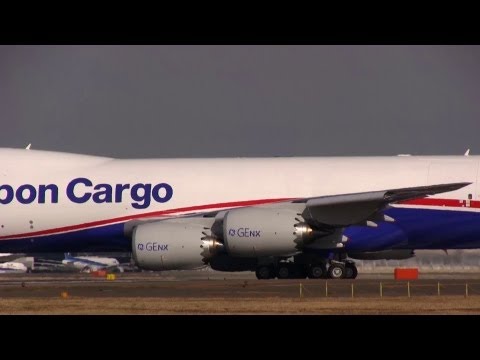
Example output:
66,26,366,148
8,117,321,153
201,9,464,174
2,271,480,314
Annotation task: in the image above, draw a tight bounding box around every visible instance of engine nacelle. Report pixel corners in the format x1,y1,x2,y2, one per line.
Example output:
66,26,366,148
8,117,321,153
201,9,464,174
132,220,223,270
223,208,313,257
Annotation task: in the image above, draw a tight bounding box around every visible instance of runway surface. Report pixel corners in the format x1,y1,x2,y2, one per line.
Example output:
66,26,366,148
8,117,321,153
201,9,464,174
2,272,480,314
2,272,480,298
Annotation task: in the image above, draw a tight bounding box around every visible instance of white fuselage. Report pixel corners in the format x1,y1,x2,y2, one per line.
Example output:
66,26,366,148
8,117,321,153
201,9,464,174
0,148,478,253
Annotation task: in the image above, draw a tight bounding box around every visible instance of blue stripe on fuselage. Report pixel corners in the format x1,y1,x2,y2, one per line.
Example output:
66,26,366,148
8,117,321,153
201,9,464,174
1,207,480,253
345,207,480,251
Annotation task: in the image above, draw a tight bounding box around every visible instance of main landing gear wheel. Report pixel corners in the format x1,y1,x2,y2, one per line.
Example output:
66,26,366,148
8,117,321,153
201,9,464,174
344,263,358,279
256,266,273,280
327,264,345,279
308,263,326,279
276,265,290,279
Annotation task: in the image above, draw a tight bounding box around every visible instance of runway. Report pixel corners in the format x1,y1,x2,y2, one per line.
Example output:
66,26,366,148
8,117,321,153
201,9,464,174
2,272,480,298
1,272,480,314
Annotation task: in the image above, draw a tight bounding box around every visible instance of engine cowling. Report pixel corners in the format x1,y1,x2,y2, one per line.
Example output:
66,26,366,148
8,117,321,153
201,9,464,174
223,208,313,257
132,220,223,270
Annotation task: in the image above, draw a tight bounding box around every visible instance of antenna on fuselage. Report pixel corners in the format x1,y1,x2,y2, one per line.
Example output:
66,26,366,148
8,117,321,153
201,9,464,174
25,143,32,150
464,149,470,156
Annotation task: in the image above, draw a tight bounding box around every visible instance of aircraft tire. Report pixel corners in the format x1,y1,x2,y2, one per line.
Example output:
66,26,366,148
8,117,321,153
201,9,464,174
307,263,326,279
327,264,345,279
276,265,290,279
345,263,358,279
256,266,273,280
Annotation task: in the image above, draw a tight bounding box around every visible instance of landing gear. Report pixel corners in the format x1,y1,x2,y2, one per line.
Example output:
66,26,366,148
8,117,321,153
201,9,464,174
327,262,345,279
255,265,274,279
254,257,358,280
308,263,327,279
256,262,306,279
344,261,358,279
304,258,357,280
275,263,307,279
326,260,358,279
276,265,291,279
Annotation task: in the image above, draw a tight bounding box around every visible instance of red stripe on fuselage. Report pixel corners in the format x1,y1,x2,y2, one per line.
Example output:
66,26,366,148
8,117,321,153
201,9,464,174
0,198,293,240
399,198,480,208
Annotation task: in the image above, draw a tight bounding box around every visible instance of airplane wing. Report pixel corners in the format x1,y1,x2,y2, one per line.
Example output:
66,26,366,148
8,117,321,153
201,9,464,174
126,182,470,239
295,182,471,228
266,181,470,249
126,182,471,255
191,182,471,225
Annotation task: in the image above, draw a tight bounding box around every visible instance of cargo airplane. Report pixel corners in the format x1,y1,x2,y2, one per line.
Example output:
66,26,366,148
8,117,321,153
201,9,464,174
0,147,478,279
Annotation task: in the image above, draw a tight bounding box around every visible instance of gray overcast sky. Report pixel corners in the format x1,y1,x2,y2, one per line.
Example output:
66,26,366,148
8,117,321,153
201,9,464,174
1,45,479,158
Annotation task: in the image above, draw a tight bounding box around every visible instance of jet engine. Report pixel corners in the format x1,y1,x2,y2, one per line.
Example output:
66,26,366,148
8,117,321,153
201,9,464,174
132,219,223,270
131,206,322,270
222,208,315,257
